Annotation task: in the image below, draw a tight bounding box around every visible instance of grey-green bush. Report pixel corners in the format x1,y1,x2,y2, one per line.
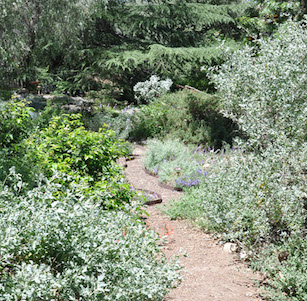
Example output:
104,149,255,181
210,20,307,150
0,170,181,300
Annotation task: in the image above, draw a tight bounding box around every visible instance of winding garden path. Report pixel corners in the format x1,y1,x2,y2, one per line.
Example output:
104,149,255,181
124,145,262,301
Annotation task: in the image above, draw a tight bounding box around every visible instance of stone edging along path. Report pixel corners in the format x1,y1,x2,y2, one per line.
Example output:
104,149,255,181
124,145,262,301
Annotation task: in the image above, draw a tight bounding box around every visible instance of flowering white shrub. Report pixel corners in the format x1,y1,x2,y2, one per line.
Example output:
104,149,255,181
133,75,173,104
210,20,306,150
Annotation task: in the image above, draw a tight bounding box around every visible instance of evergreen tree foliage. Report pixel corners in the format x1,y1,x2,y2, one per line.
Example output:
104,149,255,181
89,0,254,97
1,0,254,96
237,0,306,39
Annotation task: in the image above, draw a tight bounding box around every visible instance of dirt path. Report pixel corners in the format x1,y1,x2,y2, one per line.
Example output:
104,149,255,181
124,145,261,301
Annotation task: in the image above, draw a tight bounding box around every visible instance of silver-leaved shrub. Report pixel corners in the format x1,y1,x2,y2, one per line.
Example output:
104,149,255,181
210,20,306,150
0,170,181,300
206,20,307,300
133,75,173,104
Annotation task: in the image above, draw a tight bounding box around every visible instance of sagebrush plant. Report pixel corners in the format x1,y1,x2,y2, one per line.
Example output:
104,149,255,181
144,139,210,189
210,20,307,150
0,170,181,300
133,75,173,104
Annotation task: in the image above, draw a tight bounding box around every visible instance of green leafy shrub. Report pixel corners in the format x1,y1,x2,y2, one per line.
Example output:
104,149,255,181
130,90,238,148
0,98,33,149
0,170,181,300
32,100,64,130
26,114,127,180
0,89,12,101
0,99,42,185
129,102,168,141
24,113,134,209
86,83,123,108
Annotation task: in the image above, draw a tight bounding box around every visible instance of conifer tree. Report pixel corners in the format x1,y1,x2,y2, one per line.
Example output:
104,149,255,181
87,0,255,97
1,0,254,96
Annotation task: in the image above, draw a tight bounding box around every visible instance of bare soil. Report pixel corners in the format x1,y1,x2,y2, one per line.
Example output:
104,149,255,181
124,145,262,301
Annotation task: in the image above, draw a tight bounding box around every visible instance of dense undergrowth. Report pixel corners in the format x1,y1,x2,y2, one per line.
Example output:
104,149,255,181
0,100,181,300
87,90,238,148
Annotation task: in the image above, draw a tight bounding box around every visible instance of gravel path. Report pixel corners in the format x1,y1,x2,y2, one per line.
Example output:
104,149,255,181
124,145,261,301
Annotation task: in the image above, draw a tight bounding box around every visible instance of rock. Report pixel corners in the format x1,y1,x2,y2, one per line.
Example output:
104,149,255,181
61,104,82,113
240,250,247,260
223,242,238,253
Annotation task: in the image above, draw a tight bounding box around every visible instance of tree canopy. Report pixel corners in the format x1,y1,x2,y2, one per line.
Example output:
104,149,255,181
1,0,305,99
